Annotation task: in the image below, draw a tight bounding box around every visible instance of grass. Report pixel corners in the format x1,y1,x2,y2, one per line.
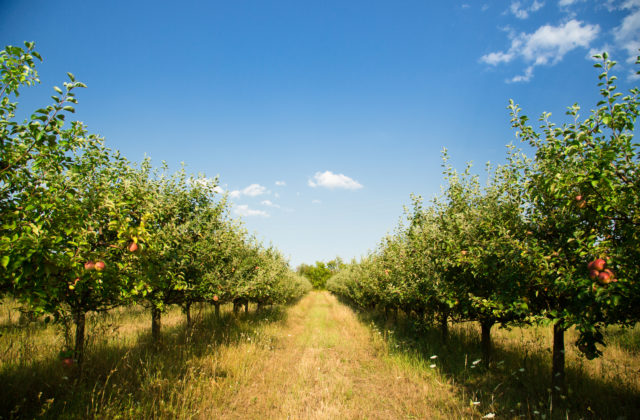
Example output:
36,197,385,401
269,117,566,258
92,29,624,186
1,293,467,419
2,292,638,419
354,302,640,419
0,297,287,419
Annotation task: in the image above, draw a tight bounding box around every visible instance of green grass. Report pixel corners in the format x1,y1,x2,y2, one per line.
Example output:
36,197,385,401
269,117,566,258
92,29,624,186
0,298,286,419
354,303,640,419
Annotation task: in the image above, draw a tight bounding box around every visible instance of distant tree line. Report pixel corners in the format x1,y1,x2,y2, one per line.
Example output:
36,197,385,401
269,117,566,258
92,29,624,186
297,257,346,289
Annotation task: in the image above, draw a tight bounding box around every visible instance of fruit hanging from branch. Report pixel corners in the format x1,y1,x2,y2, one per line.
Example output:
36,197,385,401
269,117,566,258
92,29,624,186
588,258,606,272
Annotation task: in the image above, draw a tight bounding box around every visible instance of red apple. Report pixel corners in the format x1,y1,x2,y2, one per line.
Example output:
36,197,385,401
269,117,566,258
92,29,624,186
128,242,139,253
95,261,106,271
62,357,74,367
598,269,614,284
588,270,599,280
588,258,606,271
84,261,95,270
213,295,219,302
575,195,583,201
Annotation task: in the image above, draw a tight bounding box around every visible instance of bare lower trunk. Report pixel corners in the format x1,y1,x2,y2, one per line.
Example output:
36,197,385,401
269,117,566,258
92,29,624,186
481,320,494,364
552,321,566,399
245,301,249,314
74,310,86,374
440,312,449,342
214,302,220,318
185,302,192,328
151,307,161,344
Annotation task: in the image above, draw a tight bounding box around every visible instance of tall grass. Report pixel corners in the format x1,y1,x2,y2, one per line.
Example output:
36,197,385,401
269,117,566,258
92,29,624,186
356,303,640,419
0,297,286,419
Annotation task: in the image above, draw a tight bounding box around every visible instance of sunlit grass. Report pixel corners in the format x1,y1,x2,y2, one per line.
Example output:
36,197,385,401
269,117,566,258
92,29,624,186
356,303,640,419
0,297,286,418
3,293,638,419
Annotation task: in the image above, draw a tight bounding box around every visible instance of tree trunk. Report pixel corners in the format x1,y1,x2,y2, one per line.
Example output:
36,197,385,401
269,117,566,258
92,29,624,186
74,310,86,374
214,302,220,318
185,302,192,328
440,312,449,342
245,301,249,314
151,306,161,344
257,301,263,312
481,320,494,364
552,320,566,398
233,300,240,314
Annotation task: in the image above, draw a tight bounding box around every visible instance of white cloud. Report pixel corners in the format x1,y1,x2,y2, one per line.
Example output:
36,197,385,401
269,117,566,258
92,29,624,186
234,204,269,218
558,0,581,6
229,183,268,198
481,19,600,82
261,200,280,208
481,51,514,65
312,199,322,204
275,180,286,186
482,4,490,11
614,1,640,63
509,66,534,82
308,171,363,190
510,1,545,19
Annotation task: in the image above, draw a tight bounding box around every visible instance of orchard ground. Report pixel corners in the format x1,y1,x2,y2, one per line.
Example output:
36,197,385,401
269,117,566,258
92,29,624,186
1,291,639,419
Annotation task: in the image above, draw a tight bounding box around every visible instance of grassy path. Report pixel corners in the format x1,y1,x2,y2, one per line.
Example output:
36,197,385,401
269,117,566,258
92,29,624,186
208,291,463,419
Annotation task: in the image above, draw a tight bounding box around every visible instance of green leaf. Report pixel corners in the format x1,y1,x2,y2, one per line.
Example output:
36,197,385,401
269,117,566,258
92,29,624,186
1,255,9,268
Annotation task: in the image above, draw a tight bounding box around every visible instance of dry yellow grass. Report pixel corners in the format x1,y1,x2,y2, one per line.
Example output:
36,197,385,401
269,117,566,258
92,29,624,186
3,292,637,418
203,291,464,419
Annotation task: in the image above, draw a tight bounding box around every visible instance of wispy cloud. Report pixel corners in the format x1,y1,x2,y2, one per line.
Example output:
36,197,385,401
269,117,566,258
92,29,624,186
481,19,600,82
308,171,363,190
614,0,640,64
230,183,269,198
510,1,545,19
275,180,286,186
558,0,582,6
261,200,280,208
312,199,322,204
234,204,269,217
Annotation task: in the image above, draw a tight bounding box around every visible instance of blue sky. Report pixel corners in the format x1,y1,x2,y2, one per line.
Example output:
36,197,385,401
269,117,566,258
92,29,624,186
2,0,639,267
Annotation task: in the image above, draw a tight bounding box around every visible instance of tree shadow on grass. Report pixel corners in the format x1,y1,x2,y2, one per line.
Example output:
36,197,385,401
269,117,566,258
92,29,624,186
340,299,640,420
0,303,288,419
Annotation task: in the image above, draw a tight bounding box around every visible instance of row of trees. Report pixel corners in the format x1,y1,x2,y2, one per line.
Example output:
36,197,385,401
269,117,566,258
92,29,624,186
296,257,346,289
327,52,640,397
0,43,311,369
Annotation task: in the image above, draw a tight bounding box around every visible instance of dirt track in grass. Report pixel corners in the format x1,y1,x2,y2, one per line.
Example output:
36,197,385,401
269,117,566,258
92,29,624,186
206,291,463,419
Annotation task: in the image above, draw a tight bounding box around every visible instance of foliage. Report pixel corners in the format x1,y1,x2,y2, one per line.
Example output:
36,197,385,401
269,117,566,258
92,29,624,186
297,257,345,289
0,42,309,367
327,52,640,404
